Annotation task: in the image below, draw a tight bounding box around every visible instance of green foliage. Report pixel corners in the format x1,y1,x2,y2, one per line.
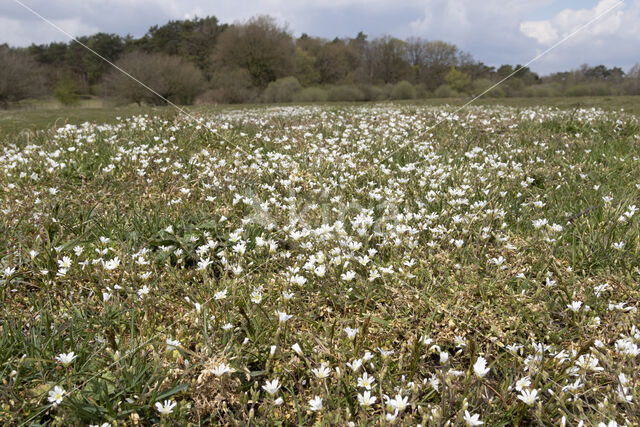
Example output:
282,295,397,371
390,80,415,100
566,82,613,97
54,74,80,105
471,78,505,98
263,76,302,103
445,66,471,93
358,85,386,101
433,84,459,98
327,85,365,101
292,87,328,102
294,47,320,86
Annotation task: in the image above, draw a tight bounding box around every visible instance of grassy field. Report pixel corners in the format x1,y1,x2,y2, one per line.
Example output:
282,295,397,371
2,95,640,136
1,102,639,425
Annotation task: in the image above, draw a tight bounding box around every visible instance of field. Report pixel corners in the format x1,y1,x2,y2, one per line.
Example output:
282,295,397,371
1,102,639,425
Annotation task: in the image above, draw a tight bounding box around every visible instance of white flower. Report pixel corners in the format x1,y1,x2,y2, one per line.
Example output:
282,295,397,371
102,257,120,271
312,362,331,379
567,301,582,312
309,395,323,412
385,393,409,412
357,372,375,390
357,390,377,407
517,388,538,406
55,352,77,366
48,385,65,406
515,376,531,392
291,342,303,356
464,410,484,426
344,327,358,339
347,358,362,372
214,289,228,300
166,338,180,350
276,310,293,323
262,378,281,395
210,362,235,376
155,399,177,415
473,356,490,378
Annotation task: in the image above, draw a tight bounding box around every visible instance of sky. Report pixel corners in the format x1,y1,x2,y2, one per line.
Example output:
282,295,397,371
1,0,638,75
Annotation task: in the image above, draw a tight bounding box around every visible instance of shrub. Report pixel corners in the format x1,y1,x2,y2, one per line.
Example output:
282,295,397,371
445,67,471,93
102,51,204,105
328,85,365,102
54,74,79,105
566,83,612,97
433,84,459,98
471,79,505,98
414,84,429,99
263,76,302,103
292,87,328,102
207,67,258,104
522,83,561,98
359,85,386,101
390,80,415,100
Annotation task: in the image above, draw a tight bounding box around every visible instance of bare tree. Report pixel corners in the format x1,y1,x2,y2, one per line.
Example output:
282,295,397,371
102,51,204,105
0,45,47,105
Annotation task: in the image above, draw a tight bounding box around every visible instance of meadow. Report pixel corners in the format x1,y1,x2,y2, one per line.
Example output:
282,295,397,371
1,101,639,425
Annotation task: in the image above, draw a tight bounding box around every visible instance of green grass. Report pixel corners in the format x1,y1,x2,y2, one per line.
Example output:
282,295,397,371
0,102,639,425
3,95,640,137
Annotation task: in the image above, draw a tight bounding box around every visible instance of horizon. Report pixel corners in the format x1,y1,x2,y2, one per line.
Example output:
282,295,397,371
1,0,638,75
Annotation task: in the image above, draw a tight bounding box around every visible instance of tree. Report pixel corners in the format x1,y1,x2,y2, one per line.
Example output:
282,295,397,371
102,51,204,105
212,16,295,88
420,41,460,90
445,67,471,93
368,36,411,84
315,40,356,84
138,16,226,71
0,45,47,105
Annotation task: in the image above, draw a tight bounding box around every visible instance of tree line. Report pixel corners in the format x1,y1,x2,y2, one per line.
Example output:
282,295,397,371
2,15,640,106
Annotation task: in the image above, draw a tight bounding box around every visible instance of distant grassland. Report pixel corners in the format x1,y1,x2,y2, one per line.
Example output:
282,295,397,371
2,95,640,136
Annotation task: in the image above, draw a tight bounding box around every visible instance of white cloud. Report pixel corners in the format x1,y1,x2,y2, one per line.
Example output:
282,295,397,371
519,20,558,45
520,0,627,45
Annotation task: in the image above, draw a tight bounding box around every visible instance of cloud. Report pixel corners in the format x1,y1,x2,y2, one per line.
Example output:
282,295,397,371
520,0,626,45
519,20,558,45
518,0,640,72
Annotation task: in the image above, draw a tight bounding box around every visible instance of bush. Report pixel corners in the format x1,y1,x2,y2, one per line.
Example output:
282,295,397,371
102,51,204,105
328,85,365,102
263,76,302,103
54,74,79,105
433,84,459,98
359,85,386,101
414,84,429,99
207,67,258,104
292,87,328,102
522,83,561,98
390,80,415,100
566,82,612,97
471,79,505,98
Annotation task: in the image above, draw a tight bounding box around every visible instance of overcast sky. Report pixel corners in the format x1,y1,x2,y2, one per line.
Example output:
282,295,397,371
1,0,638,75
